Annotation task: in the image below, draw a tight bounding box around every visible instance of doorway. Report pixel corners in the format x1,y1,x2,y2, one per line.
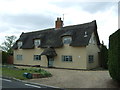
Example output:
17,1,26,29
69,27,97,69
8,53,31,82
47,56,54,68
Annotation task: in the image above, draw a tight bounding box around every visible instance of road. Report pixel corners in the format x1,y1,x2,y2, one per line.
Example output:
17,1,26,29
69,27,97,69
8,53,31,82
0,78,62,89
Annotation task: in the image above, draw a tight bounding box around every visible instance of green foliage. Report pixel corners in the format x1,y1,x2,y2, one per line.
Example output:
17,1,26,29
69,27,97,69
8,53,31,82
2,51,9,64
0,35,17,55
108,29,120,82
40,69,52,77
2,65,52,80
100,44,108,69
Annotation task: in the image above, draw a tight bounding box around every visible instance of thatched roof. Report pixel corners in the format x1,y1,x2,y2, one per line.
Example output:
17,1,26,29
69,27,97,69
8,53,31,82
13,20,100,49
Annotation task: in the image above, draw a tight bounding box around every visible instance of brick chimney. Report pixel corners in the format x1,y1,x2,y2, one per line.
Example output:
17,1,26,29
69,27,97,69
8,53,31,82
55,17,63,29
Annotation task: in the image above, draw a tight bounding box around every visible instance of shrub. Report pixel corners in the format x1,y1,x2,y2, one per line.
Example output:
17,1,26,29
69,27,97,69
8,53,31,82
40,69,52,77
100,44,108,69
2,51,9,64
108,29,120,82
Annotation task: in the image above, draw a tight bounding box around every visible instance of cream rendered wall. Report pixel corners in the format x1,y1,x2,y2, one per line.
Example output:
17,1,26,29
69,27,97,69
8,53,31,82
54,45,87,69
14,45,87,69
86,33,100,69
14,48,48,67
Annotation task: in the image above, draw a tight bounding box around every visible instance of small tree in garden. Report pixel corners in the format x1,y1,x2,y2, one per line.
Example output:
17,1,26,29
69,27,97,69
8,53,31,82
0,35,17,64
0,35,17,55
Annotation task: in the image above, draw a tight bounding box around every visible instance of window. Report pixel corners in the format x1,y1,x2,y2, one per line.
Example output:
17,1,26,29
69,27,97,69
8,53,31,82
17,41,22,48
62,55,72,62
84,31,88,37
88,55,94,63
93,36,96,44
63,37,72,44
34,39,41,47
89,34,96,44
34,55,41,60
16,55,23,60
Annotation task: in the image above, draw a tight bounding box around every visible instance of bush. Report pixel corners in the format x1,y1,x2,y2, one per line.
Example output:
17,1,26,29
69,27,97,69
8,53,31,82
100,44,108,69
23,68,52,78
108,29,120,82
2,51,9,64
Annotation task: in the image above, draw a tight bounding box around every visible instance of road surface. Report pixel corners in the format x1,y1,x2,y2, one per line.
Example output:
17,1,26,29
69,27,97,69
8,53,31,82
0,77,62,89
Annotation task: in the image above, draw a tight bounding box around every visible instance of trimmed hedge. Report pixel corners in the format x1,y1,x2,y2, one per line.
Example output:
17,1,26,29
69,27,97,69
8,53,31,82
108,29,120,82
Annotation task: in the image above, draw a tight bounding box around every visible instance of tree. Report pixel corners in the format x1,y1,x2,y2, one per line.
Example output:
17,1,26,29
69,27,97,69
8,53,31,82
0,35,17,55
100,44,108,69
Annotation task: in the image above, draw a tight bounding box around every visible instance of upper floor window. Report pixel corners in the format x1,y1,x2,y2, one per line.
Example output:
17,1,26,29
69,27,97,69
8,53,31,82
34,39,41,47
17,41,22,48
89,34,96,44
63,37,72,44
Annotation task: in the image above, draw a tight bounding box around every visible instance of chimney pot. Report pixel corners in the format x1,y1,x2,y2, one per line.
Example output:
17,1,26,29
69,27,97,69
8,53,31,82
55,17,63,29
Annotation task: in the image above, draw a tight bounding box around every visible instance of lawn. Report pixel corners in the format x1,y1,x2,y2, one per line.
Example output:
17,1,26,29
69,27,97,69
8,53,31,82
1,65,52,80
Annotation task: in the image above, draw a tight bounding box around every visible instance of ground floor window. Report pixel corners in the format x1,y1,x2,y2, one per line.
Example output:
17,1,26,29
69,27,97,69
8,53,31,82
62,55,72,62
88,55,94,63
34,55,41,60
16,55,23,60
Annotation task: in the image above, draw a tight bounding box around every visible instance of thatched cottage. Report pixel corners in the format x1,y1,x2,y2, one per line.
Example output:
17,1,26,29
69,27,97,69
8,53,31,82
13,18,101,69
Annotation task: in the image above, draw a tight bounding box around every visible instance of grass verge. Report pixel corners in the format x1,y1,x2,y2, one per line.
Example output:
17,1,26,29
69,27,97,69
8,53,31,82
1,65,52,80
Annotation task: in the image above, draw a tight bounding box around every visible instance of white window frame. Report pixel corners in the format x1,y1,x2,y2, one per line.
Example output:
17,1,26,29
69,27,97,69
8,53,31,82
89,33,96,44
63,37,72,44
34,39,41,47
34,55,41,60
88,55,94,63
62,55,72,62
93,36,96,44
17,41,22,48
16,55,23,60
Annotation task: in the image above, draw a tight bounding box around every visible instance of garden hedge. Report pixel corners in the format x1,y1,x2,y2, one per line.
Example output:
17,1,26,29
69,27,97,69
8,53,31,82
108,29,120,82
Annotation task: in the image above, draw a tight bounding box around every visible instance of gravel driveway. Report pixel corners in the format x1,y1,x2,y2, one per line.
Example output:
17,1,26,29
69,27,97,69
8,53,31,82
25,68,119,88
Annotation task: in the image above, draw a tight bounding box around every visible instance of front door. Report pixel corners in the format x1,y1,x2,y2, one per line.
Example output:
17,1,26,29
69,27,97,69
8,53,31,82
47,56,54,67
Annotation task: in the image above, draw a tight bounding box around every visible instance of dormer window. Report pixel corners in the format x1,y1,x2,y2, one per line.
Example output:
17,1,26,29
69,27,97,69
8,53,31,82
89,33,96,44
63,36,72,44
17,41,22,49
84,31,88,37
34,39,41,47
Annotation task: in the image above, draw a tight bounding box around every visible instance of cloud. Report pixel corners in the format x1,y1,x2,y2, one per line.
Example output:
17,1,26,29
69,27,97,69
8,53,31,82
0,14,54,30
0,0,118,47
50,2,116,13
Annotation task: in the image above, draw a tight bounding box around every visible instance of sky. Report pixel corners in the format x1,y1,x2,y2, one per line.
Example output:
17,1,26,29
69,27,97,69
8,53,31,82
0,0,119,48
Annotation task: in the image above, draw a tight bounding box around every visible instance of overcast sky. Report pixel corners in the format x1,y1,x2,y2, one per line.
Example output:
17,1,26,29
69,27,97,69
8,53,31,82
0,0,119,48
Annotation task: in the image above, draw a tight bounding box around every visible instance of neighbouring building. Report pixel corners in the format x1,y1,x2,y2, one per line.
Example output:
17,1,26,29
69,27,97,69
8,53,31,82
12,18,101,69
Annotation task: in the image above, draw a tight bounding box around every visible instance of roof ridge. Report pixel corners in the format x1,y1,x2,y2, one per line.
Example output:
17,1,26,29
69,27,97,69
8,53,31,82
22,20,96,34
23,28,54,34
62,20,96,29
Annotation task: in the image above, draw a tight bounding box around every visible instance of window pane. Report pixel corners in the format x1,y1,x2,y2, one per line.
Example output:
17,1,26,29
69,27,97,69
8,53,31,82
63,37,72,44
34,40,40,46
34,55,41,60
62,55,72,62
17,55,22,60
17,41,22,48
88,55,94,63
